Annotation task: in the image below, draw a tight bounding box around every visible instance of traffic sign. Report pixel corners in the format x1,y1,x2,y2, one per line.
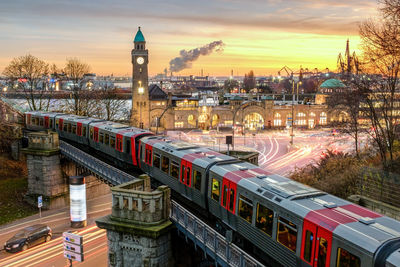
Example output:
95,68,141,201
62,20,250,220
63,232,83,246
226,135,233,145
63,232,84,263
38,196,42,208
64,250,84,262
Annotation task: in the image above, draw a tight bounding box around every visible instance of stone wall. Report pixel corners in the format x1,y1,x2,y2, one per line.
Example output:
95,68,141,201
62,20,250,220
348,195,400,221
96,175,173,267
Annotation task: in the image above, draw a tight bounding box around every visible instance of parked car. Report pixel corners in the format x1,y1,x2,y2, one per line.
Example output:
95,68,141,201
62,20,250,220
4,224,52,253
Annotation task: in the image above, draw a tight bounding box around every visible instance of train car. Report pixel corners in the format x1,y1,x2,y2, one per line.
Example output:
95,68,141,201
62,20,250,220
140,136,239,209
25,111,63,131
138,137,400,267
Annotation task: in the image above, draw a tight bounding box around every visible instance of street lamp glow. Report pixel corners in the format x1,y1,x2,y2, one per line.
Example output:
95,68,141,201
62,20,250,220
3,86,7,92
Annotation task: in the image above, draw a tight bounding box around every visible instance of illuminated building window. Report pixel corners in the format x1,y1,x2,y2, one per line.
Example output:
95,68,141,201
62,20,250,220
296,112,307,126
320,112,327,125
274,113,282,126
175,122,184,128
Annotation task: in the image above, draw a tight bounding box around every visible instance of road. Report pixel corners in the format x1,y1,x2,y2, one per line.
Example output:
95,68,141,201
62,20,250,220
169,129,366,176
0,194,111,267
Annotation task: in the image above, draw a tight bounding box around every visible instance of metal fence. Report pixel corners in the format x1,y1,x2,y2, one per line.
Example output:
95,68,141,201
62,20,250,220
59,140,136,186
171,200,265,267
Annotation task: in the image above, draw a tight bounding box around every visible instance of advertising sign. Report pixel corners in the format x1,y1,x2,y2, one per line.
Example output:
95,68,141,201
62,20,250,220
69,184,87,222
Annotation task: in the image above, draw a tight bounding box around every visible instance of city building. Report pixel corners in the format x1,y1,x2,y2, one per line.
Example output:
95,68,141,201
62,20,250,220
131,28,331,132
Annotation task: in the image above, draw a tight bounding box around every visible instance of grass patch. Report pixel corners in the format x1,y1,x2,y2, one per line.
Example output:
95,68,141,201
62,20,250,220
0,177,37,225
0,154,36,225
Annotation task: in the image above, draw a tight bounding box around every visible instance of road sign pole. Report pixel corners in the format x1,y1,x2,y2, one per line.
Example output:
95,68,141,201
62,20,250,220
38,196,43,222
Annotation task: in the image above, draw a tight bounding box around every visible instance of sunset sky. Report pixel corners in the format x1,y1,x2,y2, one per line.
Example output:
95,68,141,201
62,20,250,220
0,0,378,77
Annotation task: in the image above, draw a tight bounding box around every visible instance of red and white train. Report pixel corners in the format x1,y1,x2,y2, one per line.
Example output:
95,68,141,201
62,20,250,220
26,111,400,267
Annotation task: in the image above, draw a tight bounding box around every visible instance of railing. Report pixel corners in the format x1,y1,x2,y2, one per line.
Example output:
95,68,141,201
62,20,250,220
59,140,135,186
170,200,265,267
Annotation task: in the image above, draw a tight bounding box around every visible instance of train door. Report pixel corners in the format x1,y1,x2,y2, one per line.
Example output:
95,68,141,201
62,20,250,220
77,123,82,136
220,178,237,226
301,220,332,267
44,116,49,128
180,159,192,200
59,119,63,131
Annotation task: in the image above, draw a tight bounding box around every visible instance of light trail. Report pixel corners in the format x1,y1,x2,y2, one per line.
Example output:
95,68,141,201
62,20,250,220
1,227,105,267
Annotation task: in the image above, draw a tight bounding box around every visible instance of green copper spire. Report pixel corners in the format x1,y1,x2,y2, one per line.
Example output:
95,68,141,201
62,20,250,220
134,27,145,42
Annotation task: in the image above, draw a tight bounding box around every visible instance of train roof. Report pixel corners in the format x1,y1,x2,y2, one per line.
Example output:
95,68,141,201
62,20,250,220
26,111,65,118
142,137,237,168
91,121,152,136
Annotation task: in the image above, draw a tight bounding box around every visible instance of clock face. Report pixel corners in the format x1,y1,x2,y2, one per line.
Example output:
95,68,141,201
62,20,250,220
137,57,144,65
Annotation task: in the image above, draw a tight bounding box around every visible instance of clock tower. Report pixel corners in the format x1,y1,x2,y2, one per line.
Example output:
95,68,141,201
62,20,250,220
131,27,149,129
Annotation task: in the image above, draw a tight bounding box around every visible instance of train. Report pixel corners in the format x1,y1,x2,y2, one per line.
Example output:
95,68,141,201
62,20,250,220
25,111,400,267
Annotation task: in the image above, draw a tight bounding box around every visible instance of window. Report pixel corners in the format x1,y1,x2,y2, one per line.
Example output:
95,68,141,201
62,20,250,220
320,112,327,125
277,217,297,252
193,170,202,190
39,118,44,126
161,156,169,173
49,119,53,128
223,185,228,207
82,126,87,137
110,137,115,149
145,148,152,164
63,123,67,132
90,128,94,139
71,124,76,134
318,237,328,267
105,134,109,145
99,133,104,144
153,153,160,168
296,112,307,126
303,230,313,263
336,248,360,267
211,179,220,201
67,123,71,133
56,119,59,129
186,167,191,186
126,140,131,155
181,165,186,184
256,203,274,236
170,161,179,179
238,195,253,224
116,137,123,151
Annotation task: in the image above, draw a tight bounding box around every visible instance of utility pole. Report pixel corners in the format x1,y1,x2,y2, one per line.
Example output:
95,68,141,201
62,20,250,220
290,81,295,145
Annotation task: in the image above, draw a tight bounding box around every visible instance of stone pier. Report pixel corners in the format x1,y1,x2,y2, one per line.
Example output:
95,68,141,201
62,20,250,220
96,174,173,267
22,131,68,209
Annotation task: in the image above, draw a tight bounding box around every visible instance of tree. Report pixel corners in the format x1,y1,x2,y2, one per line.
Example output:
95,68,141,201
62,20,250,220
327,88,363,157
62,58,91,116
355,0,400,170
223,78,239,93
3,55,50,111
99,84,129,121
243,70,256,92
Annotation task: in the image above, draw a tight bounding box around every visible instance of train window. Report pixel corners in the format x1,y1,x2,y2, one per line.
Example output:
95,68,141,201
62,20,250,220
49,119,53,128
145,148,152,164
105,134,109,145
186,167,191,186
90,128,94,139
336,248,360,267
317,237,328,267
161,156,169,173
56,119,59,129
72,125,76,134
193,170,201,190
82,126,87,137
153,153,160,168
211,179,220,201
63,123,67,132
99,133,104,143
110,137,115,149
126,140,131,154
303,230,313,263
181,166,186,184
222,185,228,207
39,118,43,126
256,204,273,236
67,123,71,133
229,188,235,212
238,195,253,224
277,216,297,252
170,161,179,179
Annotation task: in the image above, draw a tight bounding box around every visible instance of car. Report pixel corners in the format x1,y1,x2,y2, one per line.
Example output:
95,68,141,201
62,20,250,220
4,224,52,253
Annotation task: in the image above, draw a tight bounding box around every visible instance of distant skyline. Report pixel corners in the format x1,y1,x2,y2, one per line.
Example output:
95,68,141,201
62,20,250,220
0,0,378,76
